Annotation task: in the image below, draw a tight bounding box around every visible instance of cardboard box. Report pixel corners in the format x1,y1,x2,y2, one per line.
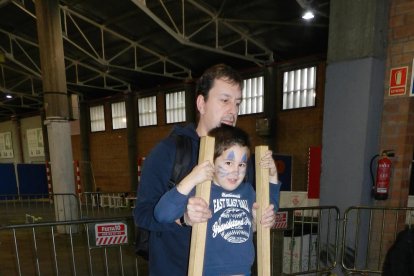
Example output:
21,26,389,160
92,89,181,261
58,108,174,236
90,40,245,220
283,233,318,274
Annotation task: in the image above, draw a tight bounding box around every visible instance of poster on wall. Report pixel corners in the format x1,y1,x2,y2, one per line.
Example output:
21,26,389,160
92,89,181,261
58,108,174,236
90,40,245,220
410,58,414,97
27,128,44,157
0,132,14,158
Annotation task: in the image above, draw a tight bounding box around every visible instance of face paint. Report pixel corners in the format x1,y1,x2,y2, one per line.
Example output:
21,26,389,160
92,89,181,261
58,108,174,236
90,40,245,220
241,153,247,163
216,164,238,178
226,150,235,161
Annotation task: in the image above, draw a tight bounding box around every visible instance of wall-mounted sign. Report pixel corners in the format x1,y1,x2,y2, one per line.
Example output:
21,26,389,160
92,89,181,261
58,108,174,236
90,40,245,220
0,132,13,158
389,66,408,96
27,128,44,157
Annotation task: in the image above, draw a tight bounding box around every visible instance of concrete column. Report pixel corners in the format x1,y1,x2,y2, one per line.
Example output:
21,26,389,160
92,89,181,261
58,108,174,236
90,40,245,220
10,116,23,163
185,81,196,124
47,120,78,219
263,65,277,150
40,110,50,162
321,0,389,211
79,101,93,192
125,92,138,192
11,116,23,194
35,0,78,225
320,0,390,271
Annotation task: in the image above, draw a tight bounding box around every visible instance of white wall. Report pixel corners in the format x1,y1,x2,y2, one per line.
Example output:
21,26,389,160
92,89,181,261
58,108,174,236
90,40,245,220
0,116,44,164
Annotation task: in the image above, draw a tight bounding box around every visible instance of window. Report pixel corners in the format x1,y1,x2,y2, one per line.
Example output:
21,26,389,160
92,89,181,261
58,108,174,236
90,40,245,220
111,101,127,129
240,76,264,115
138,96,157,126
283,66,316,110
165,91,186,123
90,105,105,132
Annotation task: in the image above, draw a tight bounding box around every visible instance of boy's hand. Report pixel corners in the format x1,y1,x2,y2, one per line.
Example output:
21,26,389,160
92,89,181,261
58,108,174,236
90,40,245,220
190,160,214,184
177,161,214,195
259,150,279,184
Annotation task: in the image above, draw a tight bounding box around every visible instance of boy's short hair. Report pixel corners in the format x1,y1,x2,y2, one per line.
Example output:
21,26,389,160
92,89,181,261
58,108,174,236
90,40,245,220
196,64,243,100
208,125,250,160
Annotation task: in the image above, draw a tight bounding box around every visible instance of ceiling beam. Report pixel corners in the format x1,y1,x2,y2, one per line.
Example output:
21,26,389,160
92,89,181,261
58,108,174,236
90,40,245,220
0,64,42,102
131,0,274,65
10,0,192,80
59,5,192,80
0,28,131,92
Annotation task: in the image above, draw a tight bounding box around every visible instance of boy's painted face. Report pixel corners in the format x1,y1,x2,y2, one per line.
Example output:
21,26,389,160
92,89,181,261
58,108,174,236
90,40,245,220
213,144,249,191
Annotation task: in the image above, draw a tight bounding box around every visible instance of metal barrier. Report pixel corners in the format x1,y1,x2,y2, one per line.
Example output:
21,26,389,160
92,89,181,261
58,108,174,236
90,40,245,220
0,193,80,225
80,192,136,219
3,193,414,275
342,206,414,275
0,192,137,226
271,206,340,276
0,216,146,276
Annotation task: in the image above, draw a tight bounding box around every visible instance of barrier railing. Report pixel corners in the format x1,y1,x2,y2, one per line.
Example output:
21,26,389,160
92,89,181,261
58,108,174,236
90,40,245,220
80,192,136,219
0,216,146,276
0,193,80,225
342,206,414,275
0,192,137,226
270,206,340,276
2,192,414,275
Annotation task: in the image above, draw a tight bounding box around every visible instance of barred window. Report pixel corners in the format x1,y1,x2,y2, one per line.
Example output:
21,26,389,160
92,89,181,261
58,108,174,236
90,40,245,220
283,66,316,110
165,91,186,123
138,96,157,126
90,105,105,132
111,101,127,129
240,76,264,115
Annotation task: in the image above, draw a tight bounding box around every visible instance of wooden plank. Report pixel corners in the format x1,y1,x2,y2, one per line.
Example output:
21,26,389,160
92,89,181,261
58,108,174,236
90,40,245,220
188,135,215,276
255,145,271,276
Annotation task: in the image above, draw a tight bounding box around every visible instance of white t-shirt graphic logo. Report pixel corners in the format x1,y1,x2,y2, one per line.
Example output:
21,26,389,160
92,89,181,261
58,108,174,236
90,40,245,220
212,207,251,243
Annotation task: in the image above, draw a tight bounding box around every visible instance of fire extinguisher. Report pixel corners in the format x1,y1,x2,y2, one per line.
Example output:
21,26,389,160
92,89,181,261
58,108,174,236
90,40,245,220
370,150,394,200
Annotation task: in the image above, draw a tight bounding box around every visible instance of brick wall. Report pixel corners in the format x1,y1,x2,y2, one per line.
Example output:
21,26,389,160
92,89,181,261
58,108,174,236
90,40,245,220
276,62,325,191
73,61,325,193
381,0,414,207
374,0,414,263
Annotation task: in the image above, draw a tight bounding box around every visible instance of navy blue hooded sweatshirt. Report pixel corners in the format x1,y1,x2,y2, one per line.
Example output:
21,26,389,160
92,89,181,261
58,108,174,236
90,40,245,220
134,124,200,276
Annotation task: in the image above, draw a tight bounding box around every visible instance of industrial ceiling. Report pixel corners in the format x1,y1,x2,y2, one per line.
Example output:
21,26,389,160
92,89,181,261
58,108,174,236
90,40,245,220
0,0,329,121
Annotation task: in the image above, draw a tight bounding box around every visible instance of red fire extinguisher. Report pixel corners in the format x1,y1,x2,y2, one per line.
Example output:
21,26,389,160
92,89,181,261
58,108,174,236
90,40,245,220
370,151,394,200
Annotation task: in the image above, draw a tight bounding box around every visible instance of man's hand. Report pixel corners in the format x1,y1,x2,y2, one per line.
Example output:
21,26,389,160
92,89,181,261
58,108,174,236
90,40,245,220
252,203,276,230
185,196,212,226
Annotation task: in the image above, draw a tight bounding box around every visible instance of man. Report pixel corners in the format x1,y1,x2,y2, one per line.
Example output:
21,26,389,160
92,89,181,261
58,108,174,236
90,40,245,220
134,63,276,275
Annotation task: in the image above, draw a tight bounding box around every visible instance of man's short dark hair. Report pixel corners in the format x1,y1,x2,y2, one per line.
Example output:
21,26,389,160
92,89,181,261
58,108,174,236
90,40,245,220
196,64,243,100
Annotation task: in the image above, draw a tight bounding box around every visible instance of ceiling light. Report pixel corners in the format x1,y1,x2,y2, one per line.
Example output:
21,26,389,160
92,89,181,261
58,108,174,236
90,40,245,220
302,10,315,20
6,94,12,99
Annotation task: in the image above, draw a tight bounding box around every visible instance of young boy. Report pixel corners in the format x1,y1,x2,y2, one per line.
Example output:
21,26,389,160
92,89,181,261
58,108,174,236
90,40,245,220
154,125,281,276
